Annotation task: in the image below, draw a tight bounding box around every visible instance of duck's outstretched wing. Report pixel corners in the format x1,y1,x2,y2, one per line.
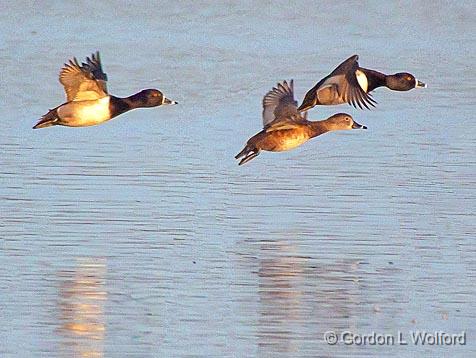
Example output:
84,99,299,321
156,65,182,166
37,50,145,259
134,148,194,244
81,52,108,94
298,55,377,111
59,51,108,101
262,80,304,127
333,55,376,109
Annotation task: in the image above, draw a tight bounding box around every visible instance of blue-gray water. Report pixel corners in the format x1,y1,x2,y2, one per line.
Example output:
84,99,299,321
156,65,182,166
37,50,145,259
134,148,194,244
1,1,475,357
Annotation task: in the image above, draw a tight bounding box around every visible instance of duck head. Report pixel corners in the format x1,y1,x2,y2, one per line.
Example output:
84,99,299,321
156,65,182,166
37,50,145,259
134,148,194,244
325,113,367,131
136,89,178,107
386,73,426,91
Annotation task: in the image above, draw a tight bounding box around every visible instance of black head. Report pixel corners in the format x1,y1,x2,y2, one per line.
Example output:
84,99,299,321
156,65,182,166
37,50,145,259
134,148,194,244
137,89,178,107
387,73,426,91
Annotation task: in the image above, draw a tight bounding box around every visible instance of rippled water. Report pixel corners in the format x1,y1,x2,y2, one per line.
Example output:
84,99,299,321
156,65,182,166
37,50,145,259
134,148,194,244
1,1,475,357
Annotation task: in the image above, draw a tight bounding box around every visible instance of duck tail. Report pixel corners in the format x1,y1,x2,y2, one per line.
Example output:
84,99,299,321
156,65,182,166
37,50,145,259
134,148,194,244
235,144,260,166
33,108,59,129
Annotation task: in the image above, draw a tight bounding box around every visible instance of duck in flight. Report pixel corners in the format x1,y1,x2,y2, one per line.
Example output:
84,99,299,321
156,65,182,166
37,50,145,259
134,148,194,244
297,54,426,112
33,52,177,129
235,80,367,165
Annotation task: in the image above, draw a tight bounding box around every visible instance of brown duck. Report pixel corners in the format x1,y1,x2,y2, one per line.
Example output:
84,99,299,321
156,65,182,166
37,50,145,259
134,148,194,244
298,54,426,112
235,80,367,165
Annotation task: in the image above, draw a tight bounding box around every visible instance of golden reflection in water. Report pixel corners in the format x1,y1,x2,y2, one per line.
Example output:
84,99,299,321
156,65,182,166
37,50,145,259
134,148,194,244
57,258,107,358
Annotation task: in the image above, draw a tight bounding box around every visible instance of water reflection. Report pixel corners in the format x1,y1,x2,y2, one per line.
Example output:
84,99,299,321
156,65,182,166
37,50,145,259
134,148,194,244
254,238,363,355
57,258,107,358
257,240,305,355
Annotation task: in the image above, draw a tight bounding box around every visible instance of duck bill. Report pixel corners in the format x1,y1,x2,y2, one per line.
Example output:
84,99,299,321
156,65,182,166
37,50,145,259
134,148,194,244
352,121,367,129
162,97,178,105
415,80,427,88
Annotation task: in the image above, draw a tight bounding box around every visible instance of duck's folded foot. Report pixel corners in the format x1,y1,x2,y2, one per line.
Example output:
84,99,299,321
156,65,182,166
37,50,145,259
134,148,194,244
235,144,260,165
235,146,260,165
238,151,259,165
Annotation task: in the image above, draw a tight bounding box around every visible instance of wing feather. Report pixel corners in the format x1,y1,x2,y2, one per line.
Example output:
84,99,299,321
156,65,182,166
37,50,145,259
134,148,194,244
262,80,303,127
81,51,108,94
59,51,108,101
338,56,376,109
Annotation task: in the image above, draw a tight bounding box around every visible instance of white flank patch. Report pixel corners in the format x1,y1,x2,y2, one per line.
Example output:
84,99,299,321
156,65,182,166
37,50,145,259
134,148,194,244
59,97,111,127
77,97,111,124
355,69,368,92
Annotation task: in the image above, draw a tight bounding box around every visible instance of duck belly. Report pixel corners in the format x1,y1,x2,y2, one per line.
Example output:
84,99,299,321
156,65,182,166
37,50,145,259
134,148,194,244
57,97,111,127
317,78,344,105
262,132,310,152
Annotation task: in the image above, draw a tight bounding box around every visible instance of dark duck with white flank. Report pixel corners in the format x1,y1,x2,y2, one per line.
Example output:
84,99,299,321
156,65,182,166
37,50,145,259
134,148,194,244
33,52,177,129
298,54,426,112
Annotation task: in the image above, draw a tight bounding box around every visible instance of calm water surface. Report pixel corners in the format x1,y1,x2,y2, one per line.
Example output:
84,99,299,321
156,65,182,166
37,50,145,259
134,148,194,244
1,1,475,357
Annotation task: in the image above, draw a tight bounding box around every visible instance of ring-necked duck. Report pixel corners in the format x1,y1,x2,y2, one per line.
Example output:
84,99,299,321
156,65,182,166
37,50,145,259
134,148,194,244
298,55,426,112
33,52,177,129
235,80,366,165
